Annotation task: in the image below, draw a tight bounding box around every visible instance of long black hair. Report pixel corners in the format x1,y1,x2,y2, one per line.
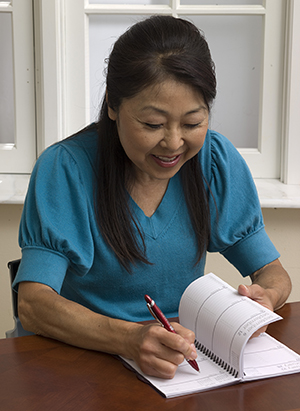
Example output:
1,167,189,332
95,16,217,271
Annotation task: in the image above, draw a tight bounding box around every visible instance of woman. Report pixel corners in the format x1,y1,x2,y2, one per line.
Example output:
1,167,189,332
15,16,291,379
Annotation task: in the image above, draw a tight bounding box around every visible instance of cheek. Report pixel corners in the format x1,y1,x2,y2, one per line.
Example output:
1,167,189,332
119,130,154,162
119,126,159,155
188,130,207,152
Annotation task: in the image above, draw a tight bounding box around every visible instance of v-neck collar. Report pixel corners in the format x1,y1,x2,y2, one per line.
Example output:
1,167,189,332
129,173,184,240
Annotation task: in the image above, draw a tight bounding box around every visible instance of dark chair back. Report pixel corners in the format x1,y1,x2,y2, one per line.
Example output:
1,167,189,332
6,259,34,338
8,259,21,318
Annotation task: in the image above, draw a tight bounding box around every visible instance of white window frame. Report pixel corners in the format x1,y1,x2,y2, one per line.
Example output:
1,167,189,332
37,1,292,178
59,1,285,180
0,0,36,174
281,0,300,185
1,0,299,205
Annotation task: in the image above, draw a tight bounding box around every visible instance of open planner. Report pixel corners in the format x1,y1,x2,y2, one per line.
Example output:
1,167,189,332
121,273,300,398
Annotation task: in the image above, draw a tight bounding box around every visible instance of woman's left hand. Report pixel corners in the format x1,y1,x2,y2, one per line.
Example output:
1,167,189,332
237,258,292,338
237,283,274,337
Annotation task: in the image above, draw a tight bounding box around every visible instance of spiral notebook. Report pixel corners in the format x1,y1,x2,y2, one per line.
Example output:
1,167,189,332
121,273,300,398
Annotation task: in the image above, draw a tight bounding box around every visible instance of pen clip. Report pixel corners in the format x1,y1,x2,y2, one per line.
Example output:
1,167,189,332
146,302,164,327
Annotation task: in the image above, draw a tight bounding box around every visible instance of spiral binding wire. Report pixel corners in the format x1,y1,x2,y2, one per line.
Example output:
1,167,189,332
195,340,239,378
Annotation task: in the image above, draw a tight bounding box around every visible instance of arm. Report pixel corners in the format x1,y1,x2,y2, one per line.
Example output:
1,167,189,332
18,281,197,379
238,258,292,336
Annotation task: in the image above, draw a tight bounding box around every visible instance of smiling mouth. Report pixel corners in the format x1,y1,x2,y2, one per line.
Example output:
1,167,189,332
153,154,180,162
151,154,182,168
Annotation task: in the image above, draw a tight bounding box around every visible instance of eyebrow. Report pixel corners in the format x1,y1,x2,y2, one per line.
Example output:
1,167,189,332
141,105,208,115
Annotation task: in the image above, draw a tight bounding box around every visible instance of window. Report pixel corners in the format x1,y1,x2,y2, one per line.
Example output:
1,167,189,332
0,0,35,174
1,0,299,204
61,0,285,179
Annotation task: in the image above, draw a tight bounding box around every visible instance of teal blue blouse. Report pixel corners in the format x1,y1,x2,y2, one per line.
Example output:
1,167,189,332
14,126,279,321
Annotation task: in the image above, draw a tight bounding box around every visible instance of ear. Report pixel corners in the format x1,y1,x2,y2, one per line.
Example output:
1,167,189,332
106,90,117,121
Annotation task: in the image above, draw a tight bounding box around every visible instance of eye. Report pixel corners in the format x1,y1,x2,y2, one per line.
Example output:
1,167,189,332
145,123,162,130
184,123,201,129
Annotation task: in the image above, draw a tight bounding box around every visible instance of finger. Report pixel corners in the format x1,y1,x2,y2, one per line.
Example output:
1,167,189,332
238,284,251,298
172,322,195,344
163,327,197,362
249,325,267,339
137,337,184,378
140,355,179,379
171,322,197,359
139,326,186,365
238,284,274,311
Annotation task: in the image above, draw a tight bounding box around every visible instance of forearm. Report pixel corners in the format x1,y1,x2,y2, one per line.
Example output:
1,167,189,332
250,259,292,311
18,281,197,379
18,282,142,358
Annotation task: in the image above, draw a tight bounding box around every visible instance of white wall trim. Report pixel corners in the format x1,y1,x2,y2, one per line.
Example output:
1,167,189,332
1,174,299,208
281,0,300,185
84,4,266,16
34,0,67,155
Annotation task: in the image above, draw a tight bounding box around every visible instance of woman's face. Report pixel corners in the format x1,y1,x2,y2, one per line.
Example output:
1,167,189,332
108,79,209,185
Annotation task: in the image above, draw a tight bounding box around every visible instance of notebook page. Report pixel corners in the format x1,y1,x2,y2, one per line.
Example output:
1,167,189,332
242,333,300,380
179,273,281,376
120,351,238,398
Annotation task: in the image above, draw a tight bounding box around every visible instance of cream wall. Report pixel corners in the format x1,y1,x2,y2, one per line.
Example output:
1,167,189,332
0,204,299,338
0,204,22,338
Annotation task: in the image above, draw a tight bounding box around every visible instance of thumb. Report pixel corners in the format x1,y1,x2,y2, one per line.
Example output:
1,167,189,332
238,284,251,298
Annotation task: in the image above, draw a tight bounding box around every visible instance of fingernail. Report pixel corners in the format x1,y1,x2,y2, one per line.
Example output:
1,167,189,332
190,351,197,360
190,344,197,359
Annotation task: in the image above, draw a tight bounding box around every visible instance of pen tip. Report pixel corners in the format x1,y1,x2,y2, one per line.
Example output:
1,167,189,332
144,294,152,304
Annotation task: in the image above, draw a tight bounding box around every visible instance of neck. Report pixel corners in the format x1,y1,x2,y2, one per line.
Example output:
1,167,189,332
129,178,170,217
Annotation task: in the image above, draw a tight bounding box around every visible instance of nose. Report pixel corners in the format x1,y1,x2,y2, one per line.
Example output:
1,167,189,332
159,127,184,151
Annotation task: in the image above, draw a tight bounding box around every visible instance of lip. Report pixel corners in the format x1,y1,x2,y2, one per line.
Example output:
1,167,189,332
151,154,182,168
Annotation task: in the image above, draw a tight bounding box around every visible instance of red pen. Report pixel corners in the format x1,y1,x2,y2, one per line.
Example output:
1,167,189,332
144,294,200,372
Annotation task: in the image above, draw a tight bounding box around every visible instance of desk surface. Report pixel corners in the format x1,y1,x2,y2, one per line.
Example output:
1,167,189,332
1,303,300,411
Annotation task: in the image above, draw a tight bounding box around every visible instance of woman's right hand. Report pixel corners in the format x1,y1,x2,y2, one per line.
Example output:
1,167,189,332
125,322,197,379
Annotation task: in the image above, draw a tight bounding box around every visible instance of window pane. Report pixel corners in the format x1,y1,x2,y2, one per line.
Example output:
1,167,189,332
89,0,168,4
0,13,15,145
89,15,149,122
181,0,262,5
89,14,262,149
184,15,262,148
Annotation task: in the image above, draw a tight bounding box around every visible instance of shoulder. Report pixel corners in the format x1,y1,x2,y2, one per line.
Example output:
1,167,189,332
28,124,98,200
43,123,97,162
200,129,241,163
199,129,249,183
34,124,98,175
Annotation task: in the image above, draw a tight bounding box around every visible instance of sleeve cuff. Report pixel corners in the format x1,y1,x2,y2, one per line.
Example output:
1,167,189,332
13,247,69,293
221,228,280,277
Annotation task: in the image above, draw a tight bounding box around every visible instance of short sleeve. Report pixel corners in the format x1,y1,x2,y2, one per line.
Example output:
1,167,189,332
14,143,95,292
202,131,279,276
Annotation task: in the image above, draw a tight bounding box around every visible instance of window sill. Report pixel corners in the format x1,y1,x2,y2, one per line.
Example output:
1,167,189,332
0,174,30,204
0,174,300,208
254,179,300,208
